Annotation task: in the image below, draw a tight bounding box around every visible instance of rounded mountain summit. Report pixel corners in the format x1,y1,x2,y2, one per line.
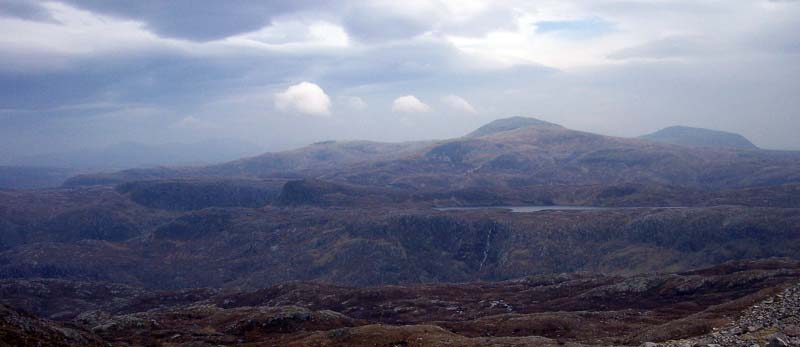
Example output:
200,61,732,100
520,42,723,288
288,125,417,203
639,125,758,150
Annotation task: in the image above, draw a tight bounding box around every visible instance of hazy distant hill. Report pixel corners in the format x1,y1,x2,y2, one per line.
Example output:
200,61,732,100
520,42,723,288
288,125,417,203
325,117,798,190
7,139,264,171
0,166,75,189
640,125,758,150
465,116,562,137
64,140,432,186
65,117,800,190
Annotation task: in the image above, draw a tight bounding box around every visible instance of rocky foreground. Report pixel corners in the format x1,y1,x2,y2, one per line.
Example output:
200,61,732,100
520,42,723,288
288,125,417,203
659,281,800,347
1,259,798,346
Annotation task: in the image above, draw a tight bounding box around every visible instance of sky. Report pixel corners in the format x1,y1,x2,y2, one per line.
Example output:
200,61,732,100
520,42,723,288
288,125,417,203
1,0,799,161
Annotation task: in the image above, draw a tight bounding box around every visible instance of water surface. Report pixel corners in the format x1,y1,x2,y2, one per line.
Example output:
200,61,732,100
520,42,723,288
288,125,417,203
435,205,610,213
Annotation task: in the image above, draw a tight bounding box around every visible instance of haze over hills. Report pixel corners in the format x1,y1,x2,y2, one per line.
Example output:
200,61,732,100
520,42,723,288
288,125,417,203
640,125,759,150
64,117,800,192
0,139,265,189
0,166,76,190
5,139,265,171
2,117,800,347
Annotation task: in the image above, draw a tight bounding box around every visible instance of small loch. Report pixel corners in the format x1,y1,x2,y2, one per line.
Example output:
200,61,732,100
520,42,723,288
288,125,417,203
434,205,610,213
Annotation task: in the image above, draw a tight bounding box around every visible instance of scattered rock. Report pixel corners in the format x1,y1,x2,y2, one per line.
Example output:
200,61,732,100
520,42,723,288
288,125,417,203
784,325,800,337
662,282,800,347
767,336,789,347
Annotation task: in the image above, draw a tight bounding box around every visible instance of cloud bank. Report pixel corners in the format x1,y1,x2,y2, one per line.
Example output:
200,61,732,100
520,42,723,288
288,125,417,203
1,0,799,158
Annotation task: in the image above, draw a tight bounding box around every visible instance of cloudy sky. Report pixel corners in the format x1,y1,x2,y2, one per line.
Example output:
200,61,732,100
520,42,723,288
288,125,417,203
1,0,799,160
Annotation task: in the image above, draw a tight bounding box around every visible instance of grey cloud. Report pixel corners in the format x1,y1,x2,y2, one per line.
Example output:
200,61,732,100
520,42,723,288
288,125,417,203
588,1,728,15
318,39,464,88
59,0,333,41
341,4,435,43
340,3,515,43
608,36,715,60
0,47,314,112
0,0,51,21
1,0,800,160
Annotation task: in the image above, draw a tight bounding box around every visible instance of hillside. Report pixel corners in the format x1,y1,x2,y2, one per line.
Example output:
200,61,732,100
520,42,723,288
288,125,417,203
325,120,800,190
63,117,800,191
63,140,431,187
3,118,800,346
0,259,798,346
2,184,799,288
465,116,562,137
0,303,103,347
640,125,759,150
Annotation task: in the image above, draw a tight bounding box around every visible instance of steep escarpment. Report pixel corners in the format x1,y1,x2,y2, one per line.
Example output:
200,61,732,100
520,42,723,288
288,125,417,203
116,178,283,210
274,179,410,206
1,192,798,289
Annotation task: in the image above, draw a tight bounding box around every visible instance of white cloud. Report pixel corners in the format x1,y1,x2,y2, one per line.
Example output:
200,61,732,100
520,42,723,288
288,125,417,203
392,95,431,113
441,95,477,113
223,20,350,52
342,96,368,110
274,82,332,116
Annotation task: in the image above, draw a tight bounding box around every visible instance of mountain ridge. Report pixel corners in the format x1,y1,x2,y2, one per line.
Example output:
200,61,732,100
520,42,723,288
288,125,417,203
640,125,758,150
465,116,563,137
61,117,800,192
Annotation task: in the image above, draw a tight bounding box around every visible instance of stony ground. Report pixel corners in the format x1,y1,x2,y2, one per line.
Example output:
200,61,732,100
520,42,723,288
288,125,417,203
658,281,800,347
2,259,799,346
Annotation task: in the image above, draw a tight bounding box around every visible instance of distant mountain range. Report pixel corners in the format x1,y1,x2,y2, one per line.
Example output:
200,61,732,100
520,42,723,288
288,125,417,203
640,125,758,150
0,139,265,189
5,139,264,171
0,166,76,190
65,117,800,192
2,117,800,346
1,118,781,190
